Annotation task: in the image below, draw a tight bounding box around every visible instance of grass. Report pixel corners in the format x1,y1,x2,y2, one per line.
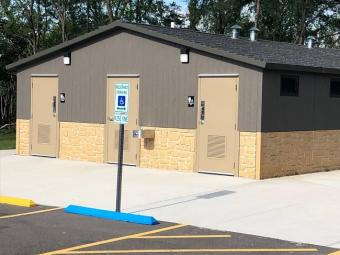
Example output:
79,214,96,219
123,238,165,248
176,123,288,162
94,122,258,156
0,129,16,150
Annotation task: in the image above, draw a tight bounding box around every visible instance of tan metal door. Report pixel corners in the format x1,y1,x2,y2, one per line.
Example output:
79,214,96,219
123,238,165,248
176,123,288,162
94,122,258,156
31,77,59,157
106,77,139,164
197,77,238,174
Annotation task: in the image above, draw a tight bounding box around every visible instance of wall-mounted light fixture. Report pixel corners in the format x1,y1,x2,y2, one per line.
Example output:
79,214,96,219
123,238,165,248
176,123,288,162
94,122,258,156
60,93,66,103
63,52,71,65
180,48,189,63
187,96,194,107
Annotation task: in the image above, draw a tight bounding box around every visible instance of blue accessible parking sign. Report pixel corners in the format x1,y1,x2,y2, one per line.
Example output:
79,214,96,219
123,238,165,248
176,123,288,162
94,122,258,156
114,83,129,124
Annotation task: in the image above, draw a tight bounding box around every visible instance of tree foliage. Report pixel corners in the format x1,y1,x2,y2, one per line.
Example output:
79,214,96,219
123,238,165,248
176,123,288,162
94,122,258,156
188,0,339,47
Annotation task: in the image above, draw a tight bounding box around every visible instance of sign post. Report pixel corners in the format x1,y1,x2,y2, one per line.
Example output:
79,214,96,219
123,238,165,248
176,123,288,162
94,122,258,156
114,83,129,212
116,124,124,212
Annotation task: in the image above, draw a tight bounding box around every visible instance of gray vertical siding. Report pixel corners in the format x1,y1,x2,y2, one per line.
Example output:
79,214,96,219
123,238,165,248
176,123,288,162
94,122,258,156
262,70,340,132
16,30,263,131
16,73,30,120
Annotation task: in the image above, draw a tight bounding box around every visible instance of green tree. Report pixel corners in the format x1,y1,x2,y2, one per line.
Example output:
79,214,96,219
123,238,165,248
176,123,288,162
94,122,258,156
252,0,340,45
188,0,252,34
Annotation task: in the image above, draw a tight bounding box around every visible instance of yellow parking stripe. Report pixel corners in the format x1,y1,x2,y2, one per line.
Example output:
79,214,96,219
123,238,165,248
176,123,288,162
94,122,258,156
59,248,319,254
135,235,231,239
40,224,187,255
0,195,36,207
328,252,340,255
0,207,62,219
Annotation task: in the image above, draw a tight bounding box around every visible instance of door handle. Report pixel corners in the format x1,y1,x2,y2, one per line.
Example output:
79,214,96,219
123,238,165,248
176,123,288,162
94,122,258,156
200,101,205,124
52,96,56,116
107,116,114,121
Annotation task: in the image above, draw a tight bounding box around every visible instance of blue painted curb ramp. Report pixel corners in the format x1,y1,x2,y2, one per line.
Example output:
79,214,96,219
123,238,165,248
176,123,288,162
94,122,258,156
64,205,159,225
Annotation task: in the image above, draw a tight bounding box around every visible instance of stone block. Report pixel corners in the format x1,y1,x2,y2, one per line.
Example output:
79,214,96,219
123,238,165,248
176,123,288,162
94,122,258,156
59,122,104,163
16,119,30,156
139,127,196,172
239,132,257,179
260,130,340,179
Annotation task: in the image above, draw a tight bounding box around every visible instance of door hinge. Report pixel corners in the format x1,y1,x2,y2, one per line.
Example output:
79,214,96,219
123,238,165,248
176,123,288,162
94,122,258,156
234,123,236,130
137,83,139,90
135,154,137,160
233,162,235,169
136,119,138,125
235,84,237,91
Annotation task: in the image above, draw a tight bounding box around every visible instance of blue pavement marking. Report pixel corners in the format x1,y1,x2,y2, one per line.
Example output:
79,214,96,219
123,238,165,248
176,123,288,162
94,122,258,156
64,205,159,225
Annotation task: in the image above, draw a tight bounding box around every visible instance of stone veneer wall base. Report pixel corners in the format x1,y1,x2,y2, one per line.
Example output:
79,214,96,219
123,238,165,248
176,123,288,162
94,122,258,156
17,119,340,180
140,127,196,171
238,130,340,179
260,130,340,179
16,119,30,155
239,132,258,179
59,122,105,163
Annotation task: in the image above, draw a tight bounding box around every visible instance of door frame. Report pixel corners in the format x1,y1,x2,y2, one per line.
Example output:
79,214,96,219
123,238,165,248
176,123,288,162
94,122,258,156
195,74,240,176
104,74,141,165
30,75,60,158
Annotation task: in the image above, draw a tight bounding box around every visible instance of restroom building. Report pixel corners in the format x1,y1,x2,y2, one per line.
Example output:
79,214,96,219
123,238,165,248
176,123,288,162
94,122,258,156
6,21,340,179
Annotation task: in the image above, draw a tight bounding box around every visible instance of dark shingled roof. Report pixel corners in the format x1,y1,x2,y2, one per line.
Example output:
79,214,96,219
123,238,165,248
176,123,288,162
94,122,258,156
140,24,340,73
6,21,340,74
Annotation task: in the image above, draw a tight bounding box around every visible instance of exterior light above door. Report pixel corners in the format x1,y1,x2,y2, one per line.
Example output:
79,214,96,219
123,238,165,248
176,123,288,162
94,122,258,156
63,52,71,65
60,93,66,103
180,48,189,63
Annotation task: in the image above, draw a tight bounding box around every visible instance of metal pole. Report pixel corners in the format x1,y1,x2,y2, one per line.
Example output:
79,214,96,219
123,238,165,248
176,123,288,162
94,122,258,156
116,123,124,212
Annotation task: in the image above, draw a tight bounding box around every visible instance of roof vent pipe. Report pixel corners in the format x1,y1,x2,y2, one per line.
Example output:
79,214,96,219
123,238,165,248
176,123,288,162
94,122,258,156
231,24,241,39
171,22,175,28
307,36,315,49
249,27,260,41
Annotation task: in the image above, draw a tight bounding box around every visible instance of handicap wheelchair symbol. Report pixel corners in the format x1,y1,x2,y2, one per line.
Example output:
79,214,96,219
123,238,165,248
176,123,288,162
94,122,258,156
118,96,126,106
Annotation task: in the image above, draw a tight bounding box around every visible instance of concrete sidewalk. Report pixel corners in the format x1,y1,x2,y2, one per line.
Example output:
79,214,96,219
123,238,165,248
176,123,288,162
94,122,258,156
1,150,340,249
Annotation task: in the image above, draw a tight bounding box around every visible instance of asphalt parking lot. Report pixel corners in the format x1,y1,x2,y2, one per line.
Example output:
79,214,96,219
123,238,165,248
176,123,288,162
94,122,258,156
0,204,338,255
